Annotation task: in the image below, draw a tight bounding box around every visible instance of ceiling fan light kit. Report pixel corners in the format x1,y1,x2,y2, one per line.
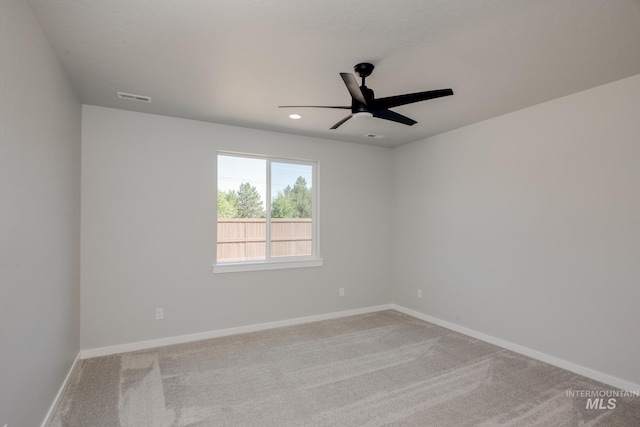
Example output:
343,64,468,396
279,62,453,130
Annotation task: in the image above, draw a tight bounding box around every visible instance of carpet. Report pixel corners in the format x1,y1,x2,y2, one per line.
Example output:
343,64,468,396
48,310,640,426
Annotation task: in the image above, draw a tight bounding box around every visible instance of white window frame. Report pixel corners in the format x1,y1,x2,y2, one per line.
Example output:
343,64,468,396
213,151,322,273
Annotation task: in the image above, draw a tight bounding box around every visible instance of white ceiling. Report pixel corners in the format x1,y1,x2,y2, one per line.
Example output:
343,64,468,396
26,0,640,147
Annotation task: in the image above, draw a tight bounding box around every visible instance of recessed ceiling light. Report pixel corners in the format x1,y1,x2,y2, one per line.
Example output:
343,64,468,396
289,114,302,120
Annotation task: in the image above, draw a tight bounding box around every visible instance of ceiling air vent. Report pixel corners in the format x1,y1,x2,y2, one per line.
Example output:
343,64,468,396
365,134,385,139
117,92,152,103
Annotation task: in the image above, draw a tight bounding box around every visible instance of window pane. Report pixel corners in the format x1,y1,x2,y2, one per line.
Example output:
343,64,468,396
217,155,266,262
270,162,313,258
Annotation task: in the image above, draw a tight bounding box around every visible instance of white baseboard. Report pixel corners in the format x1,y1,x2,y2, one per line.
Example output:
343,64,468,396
79,303,638,391
80,304,393,359
41,352,80,427
392,304,640,392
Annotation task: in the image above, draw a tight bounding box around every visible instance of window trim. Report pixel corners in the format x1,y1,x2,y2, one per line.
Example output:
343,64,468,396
213,258,323,274
213,151,322,273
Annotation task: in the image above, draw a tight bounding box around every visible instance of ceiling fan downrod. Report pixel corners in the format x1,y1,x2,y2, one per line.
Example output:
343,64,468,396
354,62,374,86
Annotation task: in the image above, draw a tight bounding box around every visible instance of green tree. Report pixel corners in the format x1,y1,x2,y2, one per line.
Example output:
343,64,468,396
236,182,265,218
291,176,312,218
217,190,238,218
271,185,295,218
271,177,312,218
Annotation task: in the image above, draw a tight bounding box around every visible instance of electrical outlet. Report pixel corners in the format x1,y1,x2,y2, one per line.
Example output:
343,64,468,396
339,287,345,297
155,308,164,320
417,289,422,298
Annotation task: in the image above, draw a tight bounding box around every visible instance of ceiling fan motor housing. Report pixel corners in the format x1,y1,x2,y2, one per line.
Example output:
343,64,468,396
353,86,375,113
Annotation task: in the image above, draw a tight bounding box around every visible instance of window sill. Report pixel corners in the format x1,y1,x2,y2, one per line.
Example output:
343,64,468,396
213,258,323,274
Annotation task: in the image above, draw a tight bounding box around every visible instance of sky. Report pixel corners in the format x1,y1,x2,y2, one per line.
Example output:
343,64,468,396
218,155,312,208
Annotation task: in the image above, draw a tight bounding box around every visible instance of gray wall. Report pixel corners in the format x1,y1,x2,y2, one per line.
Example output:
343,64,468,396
0,0,81,426
392,74,640,385
80,106,392,350
4,1,639,421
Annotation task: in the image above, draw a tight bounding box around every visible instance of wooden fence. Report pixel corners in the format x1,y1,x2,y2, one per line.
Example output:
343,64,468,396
217,218,312,262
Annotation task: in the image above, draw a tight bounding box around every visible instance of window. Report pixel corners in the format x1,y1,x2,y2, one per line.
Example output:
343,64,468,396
214,153,321,273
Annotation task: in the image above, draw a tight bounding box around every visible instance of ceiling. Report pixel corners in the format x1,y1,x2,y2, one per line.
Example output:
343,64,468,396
26,0,640,147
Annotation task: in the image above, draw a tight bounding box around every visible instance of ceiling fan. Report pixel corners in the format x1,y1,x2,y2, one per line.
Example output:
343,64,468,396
279,62,453,130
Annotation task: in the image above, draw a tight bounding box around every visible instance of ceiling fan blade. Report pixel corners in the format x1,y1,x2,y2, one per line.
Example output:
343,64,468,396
374,88,453,110
373,109,417,126
340,73,368,106
279,105,351,109
330,114,353,130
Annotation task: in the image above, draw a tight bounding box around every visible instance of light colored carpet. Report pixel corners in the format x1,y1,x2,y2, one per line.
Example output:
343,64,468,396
49,310,640,426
